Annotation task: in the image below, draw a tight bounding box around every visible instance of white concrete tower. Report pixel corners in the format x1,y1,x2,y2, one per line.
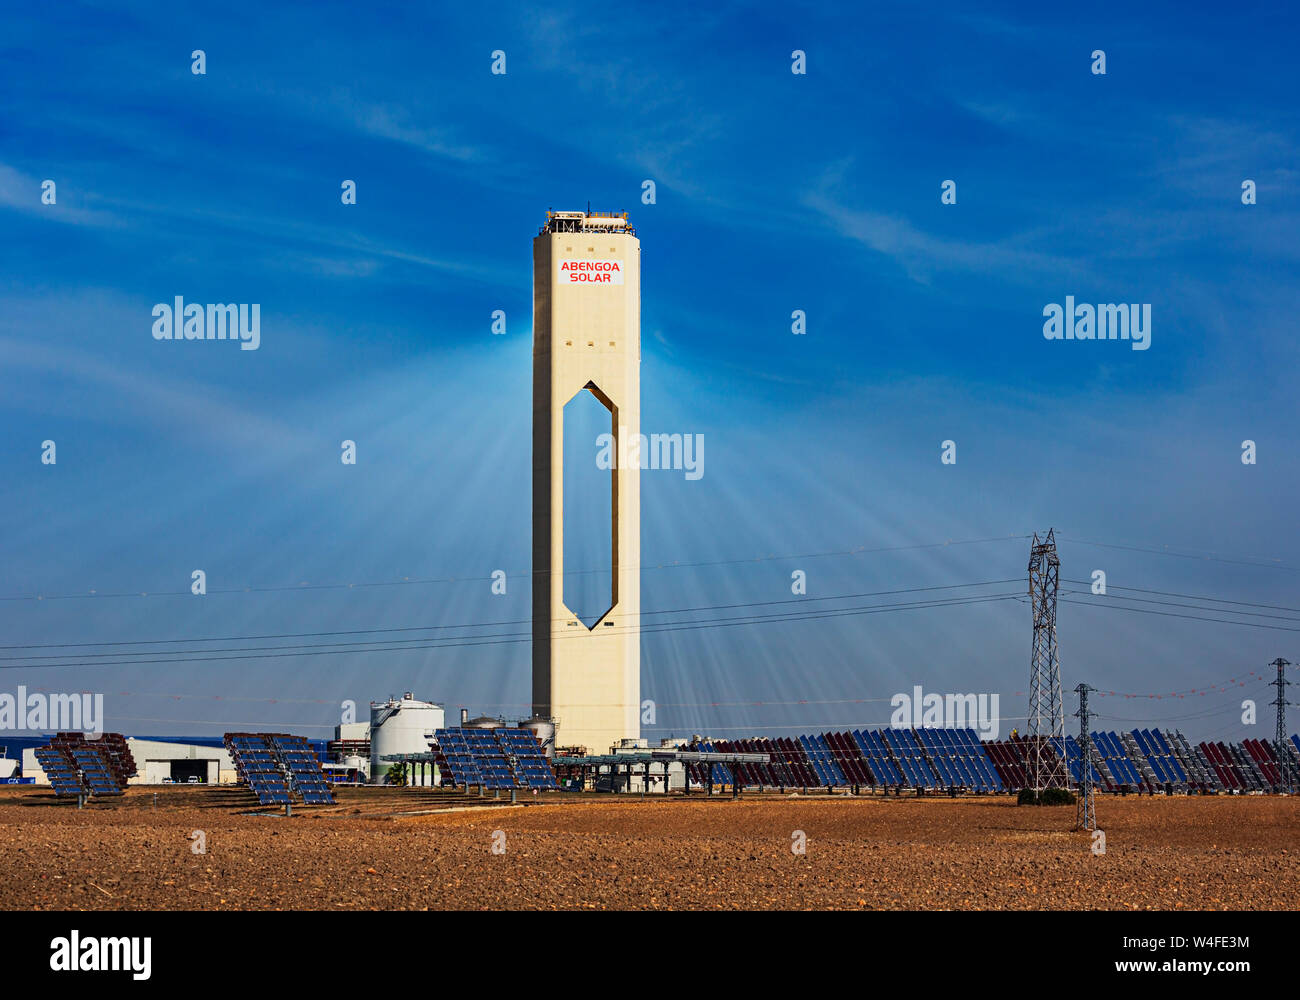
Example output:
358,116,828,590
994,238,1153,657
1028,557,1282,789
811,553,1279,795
532,210,640,754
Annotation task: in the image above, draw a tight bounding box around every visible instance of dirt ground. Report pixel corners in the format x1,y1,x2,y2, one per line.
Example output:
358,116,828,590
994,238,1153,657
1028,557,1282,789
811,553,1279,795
1,785,1295,910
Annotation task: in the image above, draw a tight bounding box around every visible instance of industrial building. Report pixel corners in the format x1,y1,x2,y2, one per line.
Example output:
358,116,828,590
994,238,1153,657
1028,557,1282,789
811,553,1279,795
325,720,370,783
23,737,236,785
532,210,642,756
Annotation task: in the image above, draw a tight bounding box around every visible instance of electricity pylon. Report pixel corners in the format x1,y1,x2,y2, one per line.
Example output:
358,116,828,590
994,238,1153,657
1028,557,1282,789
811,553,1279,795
1271,658,1292,793
1028,529,1067,791
1074,683,1096,830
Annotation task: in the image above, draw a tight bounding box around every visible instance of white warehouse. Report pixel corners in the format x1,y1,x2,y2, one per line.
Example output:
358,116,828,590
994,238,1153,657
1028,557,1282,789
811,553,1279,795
23,738,236,786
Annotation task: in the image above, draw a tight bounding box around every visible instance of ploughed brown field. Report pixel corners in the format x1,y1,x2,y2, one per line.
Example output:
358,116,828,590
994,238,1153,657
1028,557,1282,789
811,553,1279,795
1,785,1295,910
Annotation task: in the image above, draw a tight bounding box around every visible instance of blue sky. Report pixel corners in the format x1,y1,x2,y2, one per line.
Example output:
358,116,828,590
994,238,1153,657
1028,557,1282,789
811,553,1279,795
2,1,1298,744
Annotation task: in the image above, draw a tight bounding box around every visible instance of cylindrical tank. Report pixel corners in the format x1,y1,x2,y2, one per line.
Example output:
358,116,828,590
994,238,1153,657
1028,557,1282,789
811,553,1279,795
465,716,504,730
369,694,444,785
520,717,556,757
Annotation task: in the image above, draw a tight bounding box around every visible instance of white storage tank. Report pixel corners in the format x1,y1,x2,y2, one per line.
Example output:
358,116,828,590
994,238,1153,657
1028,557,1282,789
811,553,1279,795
369,693,444,785
520,717,556,757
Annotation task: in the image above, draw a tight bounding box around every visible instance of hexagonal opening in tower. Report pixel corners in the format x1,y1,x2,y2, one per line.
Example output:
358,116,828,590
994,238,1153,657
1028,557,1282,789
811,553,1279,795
563,383,616,630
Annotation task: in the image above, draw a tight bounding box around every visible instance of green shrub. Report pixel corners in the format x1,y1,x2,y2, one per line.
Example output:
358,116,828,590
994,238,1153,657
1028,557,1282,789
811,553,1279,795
1017,787,1076,805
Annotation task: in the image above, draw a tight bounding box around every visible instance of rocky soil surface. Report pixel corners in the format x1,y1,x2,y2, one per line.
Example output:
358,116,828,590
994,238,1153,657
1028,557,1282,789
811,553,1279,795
1,786,1294,910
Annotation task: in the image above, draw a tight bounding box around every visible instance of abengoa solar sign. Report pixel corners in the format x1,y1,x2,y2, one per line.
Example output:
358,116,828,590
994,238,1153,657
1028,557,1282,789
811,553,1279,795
557,257,624,284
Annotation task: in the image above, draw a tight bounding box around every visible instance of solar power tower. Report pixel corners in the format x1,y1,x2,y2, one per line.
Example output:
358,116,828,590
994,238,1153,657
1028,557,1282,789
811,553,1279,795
531,210,641,755
1027,530,1067,791
1270,658,1291,792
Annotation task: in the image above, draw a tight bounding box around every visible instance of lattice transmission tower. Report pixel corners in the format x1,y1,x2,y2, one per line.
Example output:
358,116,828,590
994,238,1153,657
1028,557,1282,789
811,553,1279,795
1028,529,1067,791
1074,683,1097,830
1271,657,1292,793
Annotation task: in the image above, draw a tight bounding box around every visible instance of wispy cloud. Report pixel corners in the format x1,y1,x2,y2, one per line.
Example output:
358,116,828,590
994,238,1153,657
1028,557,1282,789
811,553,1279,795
1151,114,1300,198
802,163,1069,283
0,333,313,450
0,163,120,228
303,89,491,165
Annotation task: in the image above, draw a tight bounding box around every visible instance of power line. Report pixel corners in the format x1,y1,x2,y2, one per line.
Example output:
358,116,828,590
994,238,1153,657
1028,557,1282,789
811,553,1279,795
1083,669,1268,700
22,674,1267,714
1057,594,1300,632
0,533,1032,603
1091,691,1269,724
642,717,1041,733
1056,534,1300,573
1062,579,1300,616
81,716,340,731
1061,586,1300,624
7,576,1297,680
0,578,1022,654
0,590,1025,671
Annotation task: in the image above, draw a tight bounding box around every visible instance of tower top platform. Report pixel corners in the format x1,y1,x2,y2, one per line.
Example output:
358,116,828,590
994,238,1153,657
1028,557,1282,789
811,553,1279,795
539,210,635,236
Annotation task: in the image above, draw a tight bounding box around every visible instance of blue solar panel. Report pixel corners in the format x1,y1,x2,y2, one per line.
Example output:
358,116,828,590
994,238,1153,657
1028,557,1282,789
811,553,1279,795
813,735,848,785
38,745,124,798
225,733,334,805
964,730,1002,790
879,729,938,788
37,748,87,798
850,729,895,786
430,728,557,791
1086,733,1149,790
